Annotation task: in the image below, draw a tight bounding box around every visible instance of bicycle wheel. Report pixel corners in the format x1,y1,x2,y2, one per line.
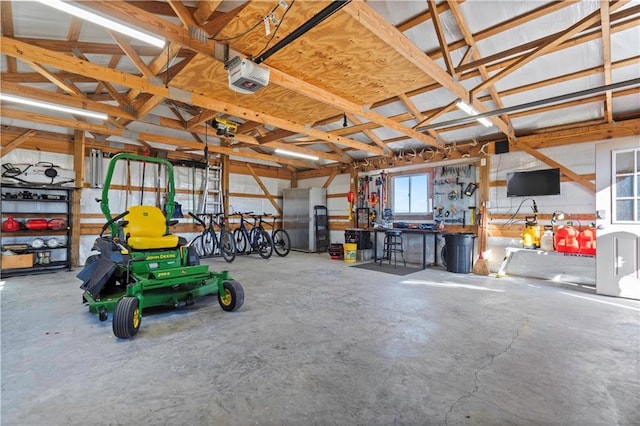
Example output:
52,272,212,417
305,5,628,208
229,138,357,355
219,231,237,263
233,228,247,253
202,229,216,257
272,229,291,257
191,235,205,257
255,228,273,259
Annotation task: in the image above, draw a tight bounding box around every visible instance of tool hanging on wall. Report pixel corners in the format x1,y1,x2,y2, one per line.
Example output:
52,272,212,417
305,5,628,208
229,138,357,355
155,162,161,208
140,160,146,204
198,145,210,214
89,149,103,188
379,171,387,219
124,160,131,207
347,190,355,221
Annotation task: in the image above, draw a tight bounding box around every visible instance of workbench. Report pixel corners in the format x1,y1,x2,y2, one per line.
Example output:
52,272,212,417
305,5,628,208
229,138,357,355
372,228,443,269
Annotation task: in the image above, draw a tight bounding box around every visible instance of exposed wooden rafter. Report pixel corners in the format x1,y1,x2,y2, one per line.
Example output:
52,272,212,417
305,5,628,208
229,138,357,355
343,0,512,137
471,1,626,96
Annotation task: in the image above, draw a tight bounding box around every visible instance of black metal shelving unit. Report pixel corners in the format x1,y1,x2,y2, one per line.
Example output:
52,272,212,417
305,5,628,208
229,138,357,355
1,183,74,277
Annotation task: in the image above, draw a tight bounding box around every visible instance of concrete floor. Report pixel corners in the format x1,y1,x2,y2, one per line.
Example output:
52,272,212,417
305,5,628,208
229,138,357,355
2,251,639,425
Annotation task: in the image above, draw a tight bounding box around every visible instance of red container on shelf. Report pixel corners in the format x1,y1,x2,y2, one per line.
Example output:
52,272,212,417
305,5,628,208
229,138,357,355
555,224,579,253
578,227,597,255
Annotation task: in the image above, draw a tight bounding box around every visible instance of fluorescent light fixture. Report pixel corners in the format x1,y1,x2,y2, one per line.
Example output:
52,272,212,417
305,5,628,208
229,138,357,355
35,0,165,48
0,93,108,120
455,100,493,128
274,148,319,161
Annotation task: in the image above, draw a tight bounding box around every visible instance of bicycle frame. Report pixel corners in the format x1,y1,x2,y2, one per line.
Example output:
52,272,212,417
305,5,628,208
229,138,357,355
232,212,273,258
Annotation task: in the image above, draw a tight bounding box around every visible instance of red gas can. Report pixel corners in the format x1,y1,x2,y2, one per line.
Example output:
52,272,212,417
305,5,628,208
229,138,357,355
578,227,596,255
555,224,579,253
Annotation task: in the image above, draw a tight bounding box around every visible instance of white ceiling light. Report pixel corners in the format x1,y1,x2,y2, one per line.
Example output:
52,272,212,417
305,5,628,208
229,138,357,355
35,0,166,48
0,93,108,120
274,148,319,161
455,101,493,128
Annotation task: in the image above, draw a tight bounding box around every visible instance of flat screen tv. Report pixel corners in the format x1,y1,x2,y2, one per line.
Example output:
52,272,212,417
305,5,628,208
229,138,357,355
506,168,561,197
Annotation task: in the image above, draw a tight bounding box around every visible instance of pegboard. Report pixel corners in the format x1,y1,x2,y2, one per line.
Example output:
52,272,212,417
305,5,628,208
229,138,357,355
432,164,478,226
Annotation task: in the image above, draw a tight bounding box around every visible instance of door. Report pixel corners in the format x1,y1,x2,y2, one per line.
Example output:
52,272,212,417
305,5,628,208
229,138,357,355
595,137,640,299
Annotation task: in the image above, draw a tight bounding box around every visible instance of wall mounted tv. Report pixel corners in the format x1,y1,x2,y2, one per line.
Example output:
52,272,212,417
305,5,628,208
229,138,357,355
506,168,561,197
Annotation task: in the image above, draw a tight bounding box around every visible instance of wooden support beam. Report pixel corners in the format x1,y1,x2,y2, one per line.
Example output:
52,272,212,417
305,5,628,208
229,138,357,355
513,141,596,193
23,61,82,95
108,31,154,77
168,0,199,29
268,69,438,148
345,113,387,150
447,0,515,139
428,0,455,76
0,81,136,120
600,3,613,123
67,17,83,42
323,169,339,189
2,130,37,155
1,1,17,73
0,107,314,169
194,1,223,25
246,164,282,215
187,110,218,130
472,1,626,95
200,2,248,37
71,130,85,267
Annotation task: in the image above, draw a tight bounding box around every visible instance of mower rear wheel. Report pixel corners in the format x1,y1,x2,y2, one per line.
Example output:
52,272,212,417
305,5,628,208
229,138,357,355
112,297,141,338
218,280,245,312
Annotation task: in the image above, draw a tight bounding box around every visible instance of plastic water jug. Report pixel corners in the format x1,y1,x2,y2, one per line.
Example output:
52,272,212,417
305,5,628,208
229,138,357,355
578,227,596,255
540,226,554,252
555,223,579,253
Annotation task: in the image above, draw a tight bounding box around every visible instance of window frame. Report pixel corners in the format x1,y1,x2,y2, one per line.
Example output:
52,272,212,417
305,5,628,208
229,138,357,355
390,171,431,217
612,147,640,224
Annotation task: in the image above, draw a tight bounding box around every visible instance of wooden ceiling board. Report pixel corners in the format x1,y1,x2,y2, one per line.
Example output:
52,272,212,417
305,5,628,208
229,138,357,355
170,53,343,124
223,2,437,105
259,12,437,105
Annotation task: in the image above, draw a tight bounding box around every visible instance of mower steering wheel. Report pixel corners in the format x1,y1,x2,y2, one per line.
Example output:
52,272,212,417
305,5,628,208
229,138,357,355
100,210,130,238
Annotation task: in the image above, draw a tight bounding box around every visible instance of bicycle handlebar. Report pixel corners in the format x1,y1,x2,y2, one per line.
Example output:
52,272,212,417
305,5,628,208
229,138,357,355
188,212,206,227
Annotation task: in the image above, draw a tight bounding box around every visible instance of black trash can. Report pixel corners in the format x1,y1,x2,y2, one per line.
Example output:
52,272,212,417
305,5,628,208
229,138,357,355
443,233,475,274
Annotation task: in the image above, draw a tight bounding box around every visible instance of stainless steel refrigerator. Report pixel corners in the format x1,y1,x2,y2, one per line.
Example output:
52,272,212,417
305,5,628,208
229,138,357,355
283,187,327,252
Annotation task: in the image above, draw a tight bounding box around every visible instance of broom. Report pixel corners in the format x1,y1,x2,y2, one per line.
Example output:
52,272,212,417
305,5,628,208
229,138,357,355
472,205,490,275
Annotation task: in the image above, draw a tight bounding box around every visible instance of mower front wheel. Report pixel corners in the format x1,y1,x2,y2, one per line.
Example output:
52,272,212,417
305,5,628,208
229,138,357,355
98,307,108,322
218,280,245,312
112,297,141,339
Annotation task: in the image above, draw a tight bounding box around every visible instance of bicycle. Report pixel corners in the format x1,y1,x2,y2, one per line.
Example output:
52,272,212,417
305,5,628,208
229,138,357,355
232,212,273,259
255,213,291,257
189,212,236,263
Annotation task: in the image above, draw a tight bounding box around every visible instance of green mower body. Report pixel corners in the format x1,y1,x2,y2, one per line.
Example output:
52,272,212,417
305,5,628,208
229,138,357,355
77,153,244,338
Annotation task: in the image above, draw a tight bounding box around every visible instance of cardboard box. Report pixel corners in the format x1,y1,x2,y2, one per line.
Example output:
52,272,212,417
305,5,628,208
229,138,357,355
1,253,34,269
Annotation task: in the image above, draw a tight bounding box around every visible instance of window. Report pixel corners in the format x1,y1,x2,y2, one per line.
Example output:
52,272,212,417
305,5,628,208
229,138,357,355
613,148,640,223
392,173,429,214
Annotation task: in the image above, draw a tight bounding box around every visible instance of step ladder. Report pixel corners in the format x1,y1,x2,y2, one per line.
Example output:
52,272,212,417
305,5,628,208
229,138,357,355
198,164,223,214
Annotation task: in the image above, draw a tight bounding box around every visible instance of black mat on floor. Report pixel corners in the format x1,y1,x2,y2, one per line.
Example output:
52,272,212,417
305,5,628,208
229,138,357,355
350,261,422,276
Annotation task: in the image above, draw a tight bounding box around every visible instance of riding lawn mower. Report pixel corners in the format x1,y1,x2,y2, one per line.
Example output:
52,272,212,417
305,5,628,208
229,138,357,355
77,153,244,339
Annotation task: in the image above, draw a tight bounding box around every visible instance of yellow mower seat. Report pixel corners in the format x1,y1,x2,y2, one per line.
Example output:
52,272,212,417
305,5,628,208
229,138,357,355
124,206,179,250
